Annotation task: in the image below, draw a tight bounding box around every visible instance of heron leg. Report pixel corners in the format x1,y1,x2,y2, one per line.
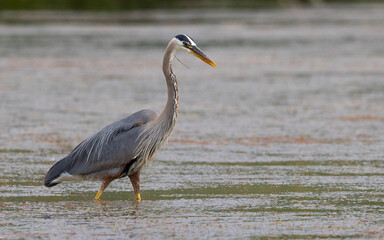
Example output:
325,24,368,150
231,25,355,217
129,170,141,201
94,178,113,200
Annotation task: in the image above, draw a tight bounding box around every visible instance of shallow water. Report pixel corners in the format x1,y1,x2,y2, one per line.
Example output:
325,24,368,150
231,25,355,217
1,5,384,239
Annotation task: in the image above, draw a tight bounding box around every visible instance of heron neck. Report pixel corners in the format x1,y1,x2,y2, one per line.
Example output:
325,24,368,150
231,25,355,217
158,40,179,132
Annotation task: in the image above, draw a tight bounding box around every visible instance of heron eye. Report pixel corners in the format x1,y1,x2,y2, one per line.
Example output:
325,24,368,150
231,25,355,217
183,42,192,48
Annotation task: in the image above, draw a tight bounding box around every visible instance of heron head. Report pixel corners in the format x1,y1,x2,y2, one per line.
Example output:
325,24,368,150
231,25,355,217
174,34,216,67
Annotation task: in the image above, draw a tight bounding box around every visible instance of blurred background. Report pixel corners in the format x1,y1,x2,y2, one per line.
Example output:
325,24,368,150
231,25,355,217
0,0,381,10
1,0,384,239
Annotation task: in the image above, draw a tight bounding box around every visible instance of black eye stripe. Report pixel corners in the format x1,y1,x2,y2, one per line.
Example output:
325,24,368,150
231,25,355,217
176,34,195,46
176,34,190,43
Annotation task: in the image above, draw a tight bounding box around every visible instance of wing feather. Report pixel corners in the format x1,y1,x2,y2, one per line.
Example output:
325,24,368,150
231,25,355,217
45,109,158,183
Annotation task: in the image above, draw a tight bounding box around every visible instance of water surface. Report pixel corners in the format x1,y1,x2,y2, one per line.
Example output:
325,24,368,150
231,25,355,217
1,5,384,239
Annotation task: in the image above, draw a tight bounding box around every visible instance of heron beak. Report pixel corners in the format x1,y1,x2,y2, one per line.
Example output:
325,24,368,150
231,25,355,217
190,46,216,67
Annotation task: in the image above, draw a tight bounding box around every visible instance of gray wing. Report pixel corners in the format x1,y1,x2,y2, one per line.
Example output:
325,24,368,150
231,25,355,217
46,109,157,182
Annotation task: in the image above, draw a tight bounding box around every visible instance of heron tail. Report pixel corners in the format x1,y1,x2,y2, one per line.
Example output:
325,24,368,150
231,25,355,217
44,158,68,187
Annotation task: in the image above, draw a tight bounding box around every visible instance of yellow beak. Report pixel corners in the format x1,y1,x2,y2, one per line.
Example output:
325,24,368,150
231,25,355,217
190,46,216,67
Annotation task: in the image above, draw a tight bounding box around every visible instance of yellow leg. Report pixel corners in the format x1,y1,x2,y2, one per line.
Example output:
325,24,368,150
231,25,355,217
129,170,141,202
136,193,141,202
94,190,103,200
94,178,113,200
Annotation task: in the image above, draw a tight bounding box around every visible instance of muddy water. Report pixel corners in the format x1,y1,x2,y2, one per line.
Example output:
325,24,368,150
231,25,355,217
1,5,384,239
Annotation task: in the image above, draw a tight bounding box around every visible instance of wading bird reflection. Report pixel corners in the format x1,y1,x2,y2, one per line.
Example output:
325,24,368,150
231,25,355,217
44,34,216,201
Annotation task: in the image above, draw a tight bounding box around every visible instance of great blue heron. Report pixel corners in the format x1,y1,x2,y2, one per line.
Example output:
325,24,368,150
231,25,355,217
44,34,216,201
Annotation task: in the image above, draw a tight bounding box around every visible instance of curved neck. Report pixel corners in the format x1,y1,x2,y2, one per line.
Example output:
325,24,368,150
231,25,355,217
157,39,179,131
